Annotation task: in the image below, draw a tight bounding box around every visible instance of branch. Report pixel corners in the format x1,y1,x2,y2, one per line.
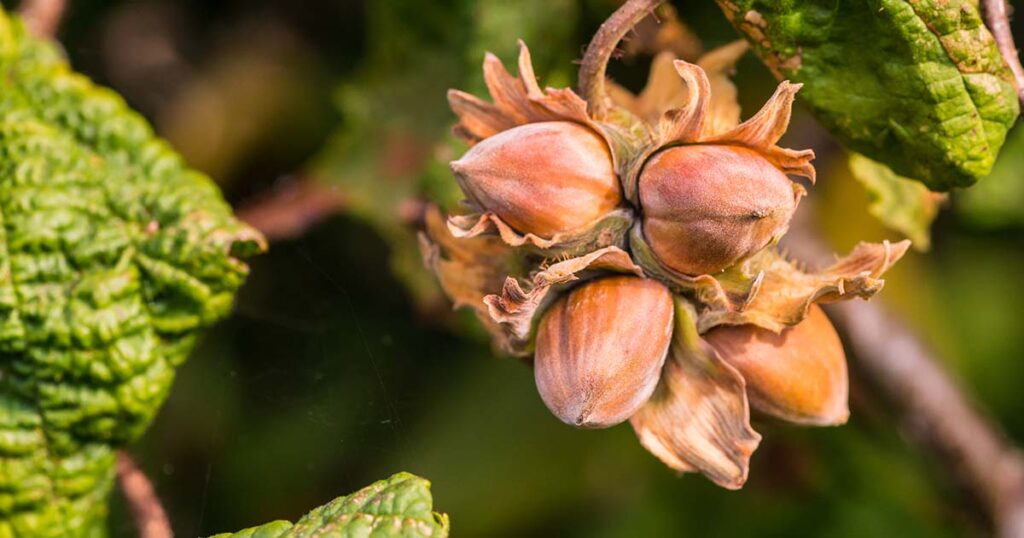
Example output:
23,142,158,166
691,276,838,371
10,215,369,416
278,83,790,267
786,222,1024,538
117,451,173,538
983,0,1024,105
578,0,663,118
236,176,347,242
17,0,65,39
833,300,1024,538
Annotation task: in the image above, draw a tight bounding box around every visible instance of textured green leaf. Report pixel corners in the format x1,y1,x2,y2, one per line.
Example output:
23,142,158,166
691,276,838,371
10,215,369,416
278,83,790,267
849,153,945,249
0,7,263,536
718,0,1020,190
210,472,450,538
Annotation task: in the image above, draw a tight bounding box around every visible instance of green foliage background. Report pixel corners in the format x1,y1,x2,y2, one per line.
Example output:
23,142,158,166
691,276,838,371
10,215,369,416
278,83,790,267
8,0,1022,535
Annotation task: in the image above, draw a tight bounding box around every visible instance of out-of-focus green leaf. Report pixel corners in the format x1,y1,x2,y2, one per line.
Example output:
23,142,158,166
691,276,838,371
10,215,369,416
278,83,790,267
718,0,1020,190
958,121,1024,228
309,0,579,309
0,7,263,536
848,153,945,250
210,472,449,538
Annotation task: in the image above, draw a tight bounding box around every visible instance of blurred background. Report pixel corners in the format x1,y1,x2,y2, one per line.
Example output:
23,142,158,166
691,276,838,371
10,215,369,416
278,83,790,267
13,0,1024,535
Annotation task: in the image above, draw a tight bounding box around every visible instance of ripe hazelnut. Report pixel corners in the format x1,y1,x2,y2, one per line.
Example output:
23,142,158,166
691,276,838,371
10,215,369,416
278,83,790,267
704,305,848,425
451,121,620,238
534,276,674,428
639,144,799,275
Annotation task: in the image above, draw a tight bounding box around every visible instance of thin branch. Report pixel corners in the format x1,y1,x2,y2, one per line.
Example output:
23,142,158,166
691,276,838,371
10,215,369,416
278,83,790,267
17,0,66,39
236,176,347,242
117,451,173,538
786,221,1024,538
578,0,663,118
983,0,1024,105
833,300,1024,538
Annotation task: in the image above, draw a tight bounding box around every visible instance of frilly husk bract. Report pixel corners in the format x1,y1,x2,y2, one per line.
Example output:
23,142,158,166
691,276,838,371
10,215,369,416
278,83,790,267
482,246,643,355
447,41,641,254
418,205,525,344
630,223,910,333
447,206,634,258
630,298,761,489
613,42,815,204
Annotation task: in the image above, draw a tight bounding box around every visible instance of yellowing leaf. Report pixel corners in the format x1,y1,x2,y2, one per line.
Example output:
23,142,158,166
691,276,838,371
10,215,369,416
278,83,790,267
849,153,946,250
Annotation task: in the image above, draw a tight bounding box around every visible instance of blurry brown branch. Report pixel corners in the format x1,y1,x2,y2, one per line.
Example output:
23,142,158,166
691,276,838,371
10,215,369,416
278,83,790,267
236,176,347,242
117,452,173,538
983,0,1024,105
834,301,1024,538
17,0,65,39
578,0,663,118
787,223,1024,538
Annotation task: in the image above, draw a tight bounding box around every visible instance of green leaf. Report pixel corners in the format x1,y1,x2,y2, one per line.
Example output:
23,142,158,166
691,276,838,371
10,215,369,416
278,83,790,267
210,472,450,538
848,153,945,250
0,7,263,536
717,0,1020,190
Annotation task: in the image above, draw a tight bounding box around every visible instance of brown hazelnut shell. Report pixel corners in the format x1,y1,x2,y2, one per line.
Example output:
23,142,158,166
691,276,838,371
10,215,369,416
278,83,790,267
451,121,621,239
534,275,674,428
639,144,801,275
704,305,849,425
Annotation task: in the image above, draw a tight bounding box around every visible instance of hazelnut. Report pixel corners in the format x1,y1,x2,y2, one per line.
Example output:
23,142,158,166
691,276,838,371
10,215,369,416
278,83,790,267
639,144,799,275
451,121,620,238
534,276,673,428
705,305,848,425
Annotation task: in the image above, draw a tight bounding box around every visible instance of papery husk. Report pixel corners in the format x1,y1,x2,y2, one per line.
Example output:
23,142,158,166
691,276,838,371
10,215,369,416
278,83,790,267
448,41,628,176
608,40,748,136
629,224,910,333
447,42,642,254
418,205,524,343
482,246,643,355
698,239,911,333
619,51,815,204
630,298,761,489
447,206,634,258
697,41,748,136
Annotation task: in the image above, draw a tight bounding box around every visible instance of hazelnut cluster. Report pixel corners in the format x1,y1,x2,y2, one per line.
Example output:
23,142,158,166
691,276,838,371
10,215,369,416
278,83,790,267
421,41,908,488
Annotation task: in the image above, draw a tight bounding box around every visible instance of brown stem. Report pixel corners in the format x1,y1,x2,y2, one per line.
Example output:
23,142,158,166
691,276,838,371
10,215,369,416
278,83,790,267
832,300,1024,538
785,221,1024,538
117,451,173,538
17,0,66,39
236,176,347,242
983,0,1024,105
578,0,664,118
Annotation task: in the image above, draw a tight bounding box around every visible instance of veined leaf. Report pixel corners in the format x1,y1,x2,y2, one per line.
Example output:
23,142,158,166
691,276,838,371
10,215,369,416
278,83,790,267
210,472,450,538
0,7,263,536
718,0,1020,190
